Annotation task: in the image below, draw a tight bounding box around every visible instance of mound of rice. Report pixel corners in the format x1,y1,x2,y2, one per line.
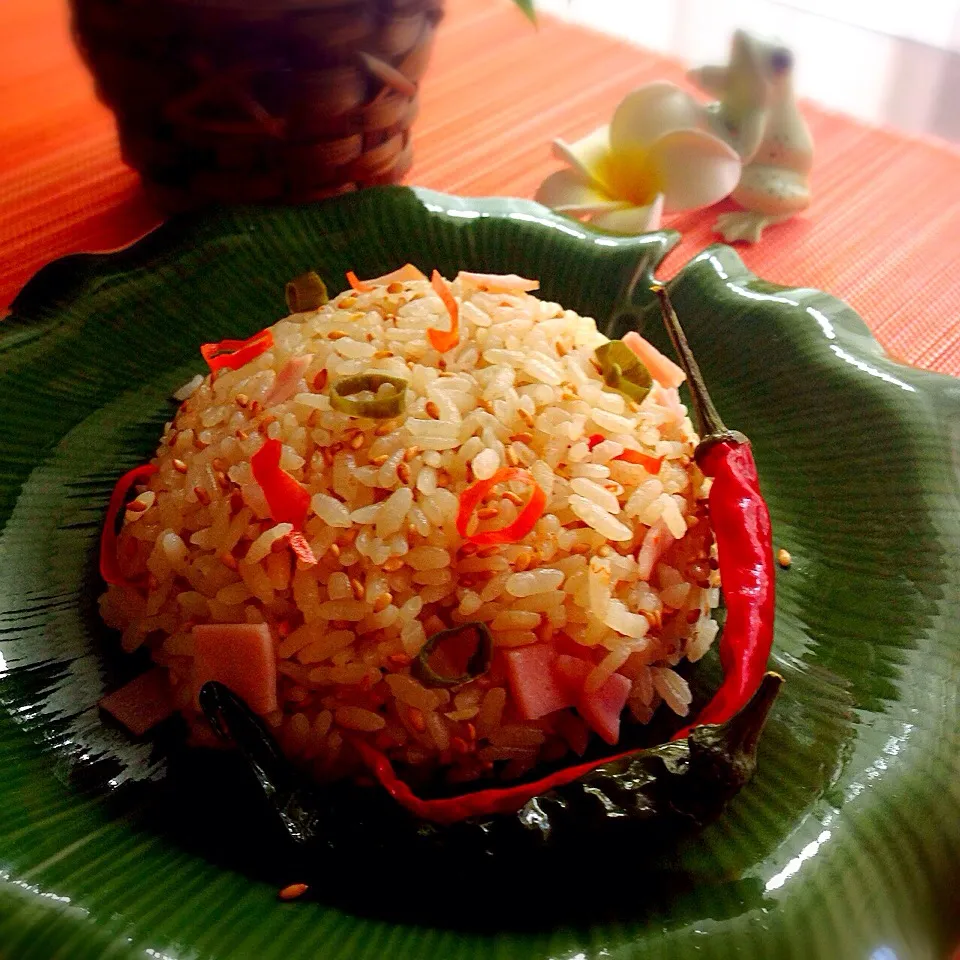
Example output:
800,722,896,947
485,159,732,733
100,270,720,786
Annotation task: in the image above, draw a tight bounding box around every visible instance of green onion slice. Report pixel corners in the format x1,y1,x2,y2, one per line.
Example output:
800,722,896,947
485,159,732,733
285,272,329,313
412,622,493,688
594,340,652,403
329,373,408,419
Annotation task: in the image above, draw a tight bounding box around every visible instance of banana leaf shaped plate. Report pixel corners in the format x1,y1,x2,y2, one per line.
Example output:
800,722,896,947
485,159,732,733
1,187,958,960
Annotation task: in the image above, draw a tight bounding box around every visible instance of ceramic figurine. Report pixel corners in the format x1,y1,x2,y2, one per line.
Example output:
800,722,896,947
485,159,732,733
690,30,813,243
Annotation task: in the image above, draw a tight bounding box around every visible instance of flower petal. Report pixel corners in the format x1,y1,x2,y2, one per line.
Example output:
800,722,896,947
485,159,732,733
535,168,621,216
610,82,706,154
646,130,741,211
552,126,612,189
588,196,663,235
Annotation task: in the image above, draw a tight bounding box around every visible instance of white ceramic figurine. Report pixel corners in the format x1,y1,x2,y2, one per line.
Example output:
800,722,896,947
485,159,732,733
689,30,813,243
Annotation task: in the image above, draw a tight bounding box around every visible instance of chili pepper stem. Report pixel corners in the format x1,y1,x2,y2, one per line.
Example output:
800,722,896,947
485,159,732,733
708,672,783,757
650,283,747,460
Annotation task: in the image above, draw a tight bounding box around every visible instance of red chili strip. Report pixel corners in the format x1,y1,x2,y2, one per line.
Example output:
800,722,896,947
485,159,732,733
456,467,546,546
648,283,775,739
251,438,311,528
586,433,605,450
200,329,273,373
427,270,459,353
346,270,373,293
100,464,158,587
613,449,663,474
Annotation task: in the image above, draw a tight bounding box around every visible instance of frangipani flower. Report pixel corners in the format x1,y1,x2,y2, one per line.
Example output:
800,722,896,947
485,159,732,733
535,81,742,233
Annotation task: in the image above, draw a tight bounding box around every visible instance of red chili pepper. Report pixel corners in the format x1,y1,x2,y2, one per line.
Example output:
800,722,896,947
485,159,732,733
251,438,311,528
648,283,775,739
456,467,546,546
427,270,459,353
200,329,273,373
99,463,158,587
586,433,605,450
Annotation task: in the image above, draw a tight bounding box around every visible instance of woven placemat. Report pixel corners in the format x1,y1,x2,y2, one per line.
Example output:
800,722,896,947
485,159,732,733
2,0,958,376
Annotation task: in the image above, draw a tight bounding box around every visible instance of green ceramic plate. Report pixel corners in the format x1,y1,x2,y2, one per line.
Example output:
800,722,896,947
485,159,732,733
1,187,958,960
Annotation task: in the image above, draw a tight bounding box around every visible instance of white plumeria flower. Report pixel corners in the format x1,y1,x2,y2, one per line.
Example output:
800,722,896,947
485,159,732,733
535,81,742,233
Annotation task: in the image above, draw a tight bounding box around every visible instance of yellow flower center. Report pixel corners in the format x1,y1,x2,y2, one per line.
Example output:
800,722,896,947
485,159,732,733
594,147,662,207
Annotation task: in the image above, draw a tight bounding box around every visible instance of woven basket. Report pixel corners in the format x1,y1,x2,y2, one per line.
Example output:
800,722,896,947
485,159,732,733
69,0,444,208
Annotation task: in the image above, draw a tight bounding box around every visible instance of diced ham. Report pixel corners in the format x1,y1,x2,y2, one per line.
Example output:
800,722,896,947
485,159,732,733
580,672,631,745
504,644,575,720
99,667,174,736
622,331,686,389
366,263,428,285
191,623,278,715
636,518,675,581
553,654,593,695
552,654,631,745
265,354,313,406
457,271,540,293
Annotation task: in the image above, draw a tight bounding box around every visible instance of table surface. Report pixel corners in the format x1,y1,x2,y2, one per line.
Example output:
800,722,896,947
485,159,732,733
2,0,959,377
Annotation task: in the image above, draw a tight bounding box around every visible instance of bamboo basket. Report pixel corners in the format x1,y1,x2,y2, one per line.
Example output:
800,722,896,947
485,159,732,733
69,0,444,208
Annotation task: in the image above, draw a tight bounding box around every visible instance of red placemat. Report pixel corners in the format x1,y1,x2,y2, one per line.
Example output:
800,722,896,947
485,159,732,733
2,0,959,376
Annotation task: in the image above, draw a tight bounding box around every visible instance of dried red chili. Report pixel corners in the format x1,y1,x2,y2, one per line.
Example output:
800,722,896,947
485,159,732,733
649,283,775,737
200,329,273,373
99,463,157,587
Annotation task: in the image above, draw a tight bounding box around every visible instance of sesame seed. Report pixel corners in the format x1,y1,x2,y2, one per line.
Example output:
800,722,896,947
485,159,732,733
172,459,188,474
125,499,149,514
477,506,499,520
321,447,334,466
502,490,524,506
249,400,262,415
327,330,349,340
476,545,500,558
510,432,533,445
350,577,364,601
340,296,357,308
373,593,393,613
236,429,248,440
328,543,341,560
220,552,238,570
382,557,403,572
373,350,393,359
408,707,426,732
235,393,249,408
777,548,792,568
375,421,396,436
369,454,389,466
519,409,535,427
312,369,328,391
349,432,365,451
194,486,211,506
404,446,420,461
278,883,309,902
425,400,440,420
396,462,411,484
